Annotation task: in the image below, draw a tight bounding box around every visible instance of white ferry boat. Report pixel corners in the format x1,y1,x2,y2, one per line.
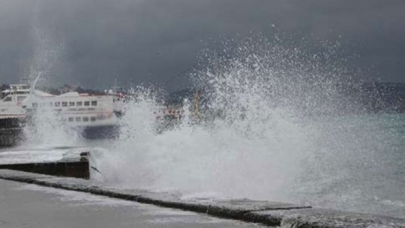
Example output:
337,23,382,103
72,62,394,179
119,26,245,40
0,84,32,128
26,92,117,126
0,83,123,138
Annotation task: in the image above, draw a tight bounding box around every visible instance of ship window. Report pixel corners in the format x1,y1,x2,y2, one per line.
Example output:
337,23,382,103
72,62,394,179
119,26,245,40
77,101,83,106
75,117,81,122
84,101,90,106
69,102,75,107
17,96,26,102
90,116,96,122
91,101,97,106
55,102,60,107
83,117,89,122
62,102,68,107
32,103,38,108
3,96,12,102
68,117,74,122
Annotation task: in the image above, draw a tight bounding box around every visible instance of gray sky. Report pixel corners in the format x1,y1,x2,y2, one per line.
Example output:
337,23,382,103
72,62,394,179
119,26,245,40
0,0,404,91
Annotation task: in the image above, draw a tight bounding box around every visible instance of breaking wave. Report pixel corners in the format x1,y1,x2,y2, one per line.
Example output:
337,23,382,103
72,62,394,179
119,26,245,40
91,37,405,218
93,38,351,197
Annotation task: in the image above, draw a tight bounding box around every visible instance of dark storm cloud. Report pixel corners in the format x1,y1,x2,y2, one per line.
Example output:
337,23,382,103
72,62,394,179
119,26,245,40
0,0,404,91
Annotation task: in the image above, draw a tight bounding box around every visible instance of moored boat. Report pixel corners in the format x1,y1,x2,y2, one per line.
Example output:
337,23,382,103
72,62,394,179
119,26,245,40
0,84,31,129
0,82,124,141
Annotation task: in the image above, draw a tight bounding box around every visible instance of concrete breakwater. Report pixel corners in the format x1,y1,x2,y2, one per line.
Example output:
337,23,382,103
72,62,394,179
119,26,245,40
0,169,404,228
0,149,90,178
0,161,89,179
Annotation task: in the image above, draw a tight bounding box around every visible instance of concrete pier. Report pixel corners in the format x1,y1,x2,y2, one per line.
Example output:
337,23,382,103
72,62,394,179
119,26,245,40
0,161,89,179
0,179,256,228
0,169,404,228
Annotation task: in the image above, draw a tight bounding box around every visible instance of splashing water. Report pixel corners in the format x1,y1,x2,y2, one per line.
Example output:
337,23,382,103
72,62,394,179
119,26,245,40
22,105,82,148
20,22,76,148
92,38,405,218
92,39,344,195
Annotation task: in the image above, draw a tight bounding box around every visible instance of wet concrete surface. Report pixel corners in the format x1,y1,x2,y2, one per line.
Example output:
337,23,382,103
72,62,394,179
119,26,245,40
2,170,405,227
250,208,405,228
0,179,263,228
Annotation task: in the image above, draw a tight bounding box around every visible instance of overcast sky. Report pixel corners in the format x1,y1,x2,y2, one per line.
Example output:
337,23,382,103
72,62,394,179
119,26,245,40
0,0,404,91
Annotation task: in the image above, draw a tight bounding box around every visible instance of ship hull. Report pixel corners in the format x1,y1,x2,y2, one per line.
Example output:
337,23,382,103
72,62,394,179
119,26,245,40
0,117,25,129
79,125,120,140
0,124,120,148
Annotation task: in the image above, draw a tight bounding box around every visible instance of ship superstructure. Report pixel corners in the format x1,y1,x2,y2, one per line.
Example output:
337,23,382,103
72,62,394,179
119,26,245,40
0,84,33,128
25,91,118,128
0,83,123,131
